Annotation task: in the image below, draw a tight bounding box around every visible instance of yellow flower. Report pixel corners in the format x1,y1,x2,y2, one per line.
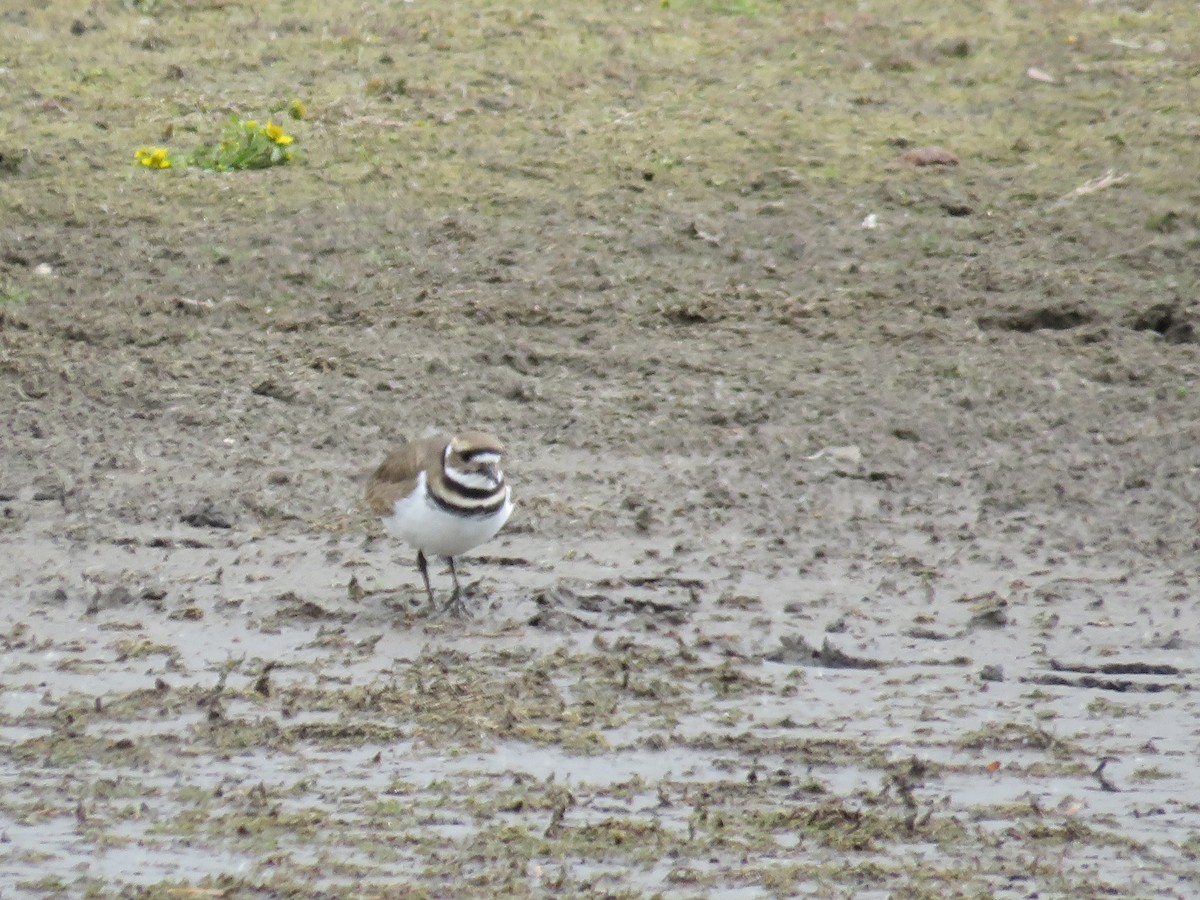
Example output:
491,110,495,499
263,120,294,145
287,98,306,120
134,146,172,169
244,119,258,130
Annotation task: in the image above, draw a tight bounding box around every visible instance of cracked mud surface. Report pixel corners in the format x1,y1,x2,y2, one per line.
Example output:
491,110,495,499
2,1,1199,896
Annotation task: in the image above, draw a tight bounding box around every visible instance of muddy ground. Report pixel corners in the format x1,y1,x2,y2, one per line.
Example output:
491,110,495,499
2,0,1200,897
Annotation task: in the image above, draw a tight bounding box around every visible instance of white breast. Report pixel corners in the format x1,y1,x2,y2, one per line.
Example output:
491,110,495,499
380,471,513,558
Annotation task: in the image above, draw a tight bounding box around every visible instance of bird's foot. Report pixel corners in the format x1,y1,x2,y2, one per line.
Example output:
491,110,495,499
439,588,474,619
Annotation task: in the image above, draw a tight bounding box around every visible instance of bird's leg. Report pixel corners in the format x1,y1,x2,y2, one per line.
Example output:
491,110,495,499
416,550,437,610
441,557,472,618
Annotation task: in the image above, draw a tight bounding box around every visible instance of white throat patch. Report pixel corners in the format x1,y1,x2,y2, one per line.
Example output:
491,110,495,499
445,466,499,492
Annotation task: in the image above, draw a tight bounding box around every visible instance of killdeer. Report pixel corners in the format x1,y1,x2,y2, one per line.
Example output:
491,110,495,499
365,431,513,616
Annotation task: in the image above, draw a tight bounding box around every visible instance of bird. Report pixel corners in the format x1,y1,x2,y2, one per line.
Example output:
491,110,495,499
365,431,513,616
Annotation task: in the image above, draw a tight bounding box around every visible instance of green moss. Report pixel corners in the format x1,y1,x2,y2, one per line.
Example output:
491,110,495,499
956,721,1080,758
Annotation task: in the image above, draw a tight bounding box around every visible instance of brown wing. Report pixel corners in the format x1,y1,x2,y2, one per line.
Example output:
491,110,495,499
364,435,447,516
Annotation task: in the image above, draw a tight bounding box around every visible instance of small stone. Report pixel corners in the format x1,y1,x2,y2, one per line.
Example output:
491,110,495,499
251,378,298,403
181,500,234,529
979,664,1005,682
